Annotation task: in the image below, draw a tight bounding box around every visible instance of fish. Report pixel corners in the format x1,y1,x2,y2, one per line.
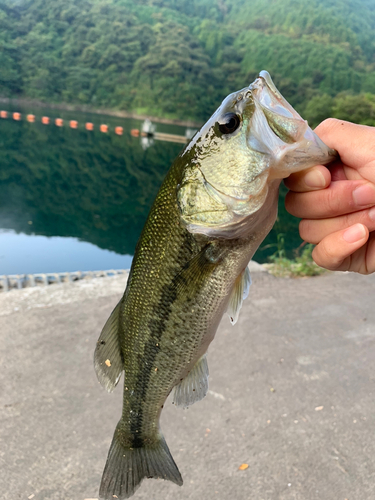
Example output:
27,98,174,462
94,70,336,499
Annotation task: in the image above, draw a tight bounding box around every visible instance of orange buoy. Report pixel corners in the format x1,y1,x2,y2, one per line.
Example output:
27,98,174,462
115,126,123,135
130,129,140,137
13,112,21,121
85,122,94,131
0,110,8,119
100,124,108,133
27,114,35,122
41,116,50,125
55,118,63,127
70,120,78,129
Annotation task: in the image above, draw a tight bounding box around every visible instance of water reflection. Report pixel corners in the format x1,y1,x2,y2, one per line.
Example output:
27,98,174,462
0,114,182,271
0,230,133,275
0,110,303,274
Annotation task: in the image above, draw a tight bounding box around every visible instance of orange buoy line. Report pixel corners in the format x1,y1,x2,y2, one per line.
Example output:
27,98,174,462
0,109,113,134
0,109,191,144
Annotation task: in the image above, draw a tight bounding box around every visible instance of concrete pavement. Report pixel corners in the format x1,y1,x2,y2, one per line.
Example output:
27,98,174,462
1,268,375,500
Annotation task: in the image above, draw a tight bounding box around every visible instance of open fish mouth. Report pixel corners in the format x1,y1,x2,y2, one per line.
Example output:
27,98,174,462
248,70,337,175
251,70,300,121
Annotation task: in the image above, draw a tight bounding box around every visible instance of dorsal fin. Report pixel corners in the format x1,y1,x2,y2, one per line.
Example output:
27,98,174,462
226,265,252,325
94,300,124,392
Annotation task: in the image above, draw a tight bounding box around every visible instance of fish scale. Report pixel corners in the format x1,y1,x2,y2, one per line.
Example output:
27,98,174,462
120,163,234,438
94,71,336,499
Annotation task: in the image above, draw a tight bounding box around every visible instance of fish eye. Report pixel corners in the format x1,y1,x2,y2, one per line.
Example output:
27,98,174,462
218,113,241,135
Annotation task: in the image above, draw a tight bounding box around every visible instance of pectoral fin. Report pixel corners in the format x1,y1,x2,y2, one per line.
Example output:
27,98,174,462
173,355,209,409
170,241,227,297
227,265,252,325
94,300,124,392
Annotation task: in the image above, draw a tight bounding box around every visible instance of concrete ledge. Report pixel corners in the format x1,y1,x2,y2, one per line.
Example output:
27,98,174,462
1,271,375,499
248,260,268,273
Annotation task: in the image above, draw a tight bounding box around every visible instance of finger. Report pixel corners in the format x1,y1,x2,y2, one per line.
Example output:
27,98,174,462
312,223,369,273
299,206,375,244
285,180,375,219
365,232,375,274
284,165,331,192
315,119,375,176
329,161,349,182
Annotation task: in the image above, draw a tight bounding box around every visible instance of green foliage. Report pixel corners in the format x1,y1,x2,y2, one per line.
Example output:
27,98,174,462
0,0,374,123
304,92,375,128
332,92,375,125
303,94,334,127
265,236,326,278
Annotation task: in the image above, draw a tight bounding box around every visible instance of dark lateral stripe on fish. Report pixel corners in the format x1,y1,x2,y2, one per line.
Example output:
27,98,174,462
129,231,193,445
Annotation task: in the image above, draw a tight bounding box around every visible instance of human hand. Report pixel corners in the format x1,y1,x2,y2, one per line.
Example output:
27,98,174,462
285,119,375,274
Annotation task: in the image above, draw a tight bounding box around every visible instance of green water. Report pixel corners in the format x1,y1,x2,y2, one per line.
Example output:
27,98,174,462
0,106,303,275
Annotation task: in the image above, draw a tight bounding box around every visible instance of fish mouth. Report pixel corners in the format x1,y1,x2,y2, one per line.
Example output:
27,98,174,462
250,70,300,121
248,70,337,174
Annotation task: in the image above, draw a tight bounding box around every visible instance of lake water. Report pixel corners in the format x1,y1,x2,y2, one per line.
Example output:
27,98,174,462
0,105,303,275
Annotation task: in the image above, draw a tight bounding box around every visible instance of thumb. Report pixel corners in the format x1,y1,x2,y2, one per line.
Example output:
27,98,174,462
312,223,370,273
315,119,375,172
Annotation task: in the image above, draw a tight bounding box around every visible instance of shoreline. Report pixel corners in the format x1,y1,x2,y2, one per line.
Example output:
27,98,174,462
0,261,267,293
0,96,202,128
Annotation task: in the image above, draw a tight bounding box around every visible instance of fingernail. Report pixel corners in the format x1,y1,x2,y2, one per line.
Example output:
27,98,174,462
343,224,367,243
304,170,326,188
353,184,375,206
369,207,375,221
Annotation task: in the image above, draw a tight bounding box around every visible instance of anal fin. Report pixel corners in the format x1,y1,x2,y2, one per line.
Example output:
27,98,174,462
94,300,124,392
226,265,251,325
173,355,209,409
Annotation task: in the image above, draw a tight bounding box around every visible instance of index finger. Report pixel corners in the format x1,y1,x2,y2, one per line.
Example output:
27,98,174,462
315,119,375,174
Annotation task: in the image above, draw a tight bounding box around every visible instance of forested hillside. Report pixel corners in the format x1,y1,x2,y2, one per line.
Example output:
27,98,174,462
1,0,375,125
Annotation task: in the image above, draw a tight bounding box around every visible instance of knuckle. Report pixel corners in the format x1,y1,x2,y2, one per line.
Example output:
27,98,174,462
314,239,342,270
367,139,375,157
315,118,341,135
311,245,325,268
324,187,341,214
299,219,316,243
284,191,298,215
341,213,353,230
323,117,341,128
321,242,338,263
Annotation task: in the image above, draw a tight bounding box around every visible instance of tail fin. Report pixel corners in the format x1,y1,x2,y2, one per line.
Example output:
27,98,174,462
99,424,183,499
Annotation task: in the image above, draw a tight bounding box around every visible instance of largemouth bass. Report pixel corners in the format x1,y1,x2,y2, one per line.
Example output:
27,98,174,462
94,71,335,499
